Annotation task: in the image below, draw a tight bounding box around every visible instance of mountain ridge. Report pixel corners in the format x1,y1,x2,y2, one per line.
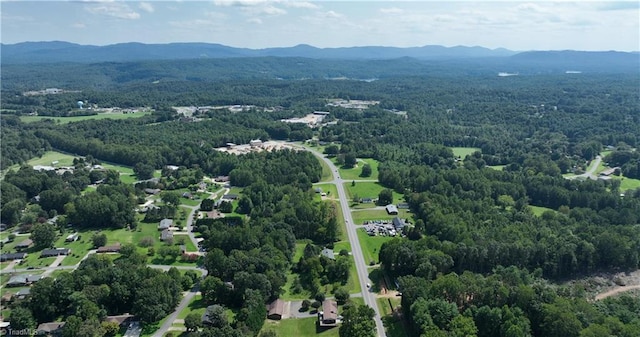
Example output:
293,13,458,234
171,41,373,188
2,41,519,64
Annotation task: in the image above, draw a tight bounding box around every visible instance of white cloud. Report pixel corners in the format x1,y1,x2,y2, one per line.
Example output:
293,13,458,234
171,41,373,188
247,17,263,24
323,10,344,19
85,2,140,19
213,0,269,7
379,7,403,14
139,2,154,13
72,22,86,28
259,5,286,15
283,1,318,9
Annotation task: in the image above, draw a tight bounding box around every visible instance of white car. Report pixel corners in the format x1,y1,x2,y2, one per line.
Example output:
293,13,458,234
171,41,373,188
366,283,371,288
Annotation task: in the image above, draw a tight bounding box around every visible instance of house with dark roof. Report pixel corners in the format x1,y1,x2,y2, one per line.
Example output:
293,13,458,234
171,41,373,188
158,218,173,230
0,252,27,261
37,322,65,336
144,188,161,195
392,217,406,230
97,243,121,253
15,239,33,249
41,248,70,258
160,229,173,241
396,203,409,209
222,194,238,200
16,288,31,299
318,300,339,327
385,204,398,215
7,274,41,287
267,299,285,320
360,197,374,204
320,248,335,260
103,313,134,326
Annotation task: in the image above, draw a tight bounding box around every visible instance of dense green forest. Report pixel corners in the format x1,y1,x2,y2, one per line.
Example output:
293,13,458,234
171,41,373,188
1,58,639,337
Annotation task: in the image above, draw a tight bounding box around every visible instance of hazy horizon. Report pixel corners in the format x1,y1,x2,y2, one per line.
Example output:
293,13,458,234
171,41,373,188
2,1,639,52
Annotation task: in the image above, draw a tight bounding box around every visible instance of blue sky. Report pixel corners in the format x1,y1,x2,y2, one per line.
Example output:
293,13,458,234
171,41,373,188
1,1,639,51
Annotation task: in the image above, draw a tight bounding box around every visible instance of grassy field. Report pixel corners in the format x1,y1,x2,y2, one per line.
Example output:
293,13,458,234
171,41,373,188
529,205,556,217
377,297,409,337
176,294,207,320
103,223,197,266
53,234,94,266
343,182,403,205
26,151,77,167
19,111,151,124
614,176,640,191
333,158,380,181
350,209,411,226
488,165,506,171
451,147,481,158
357,229,394,265
313,184,339,200
262,317,340,337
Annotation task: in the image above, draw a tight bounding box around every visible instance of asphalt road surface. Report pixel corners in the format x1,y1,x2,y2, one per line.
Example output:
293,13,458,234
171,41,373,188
303,146,387,337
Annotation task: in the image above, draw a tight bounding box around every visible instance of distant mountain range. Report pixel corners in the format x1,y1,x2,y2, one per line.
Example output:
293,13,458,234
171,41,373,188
1,42,638,76
3,41,515,64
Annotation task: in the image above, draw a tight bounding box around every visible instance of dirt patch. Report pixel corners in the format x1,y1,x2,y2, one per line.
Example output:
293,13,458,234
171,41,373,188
569,270,640,300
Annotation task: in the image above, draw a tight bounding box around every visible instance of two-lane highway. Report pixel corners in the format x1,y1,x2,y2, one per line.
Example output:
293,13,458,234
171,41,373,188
304,146,387,337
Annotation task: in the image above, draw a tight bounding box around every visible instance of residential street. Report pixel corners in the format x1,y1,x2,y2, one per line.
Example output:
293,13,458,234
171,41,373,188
302,146,387,337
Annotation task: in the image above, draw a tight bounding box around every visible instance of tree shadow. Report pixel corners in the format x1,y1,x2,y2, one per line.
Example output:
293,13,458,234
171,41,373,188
368,268,384,293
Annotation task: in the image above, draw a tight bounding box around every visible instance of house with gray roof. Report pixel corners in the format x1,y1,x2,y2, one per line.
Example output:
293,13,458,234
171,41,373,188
320,248,335,260
158,218,173,230
41,248,70,258
385,204,399,215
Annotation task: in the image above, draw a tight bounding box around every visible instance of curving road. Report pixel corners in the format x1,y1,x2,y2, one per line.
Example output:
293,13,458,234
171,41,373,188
567,155,602,180
303,146,387,337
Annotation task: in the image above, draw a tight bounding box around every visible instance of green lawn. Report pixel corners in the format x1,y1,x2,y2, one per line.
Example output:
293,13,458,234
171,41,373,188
333,158,380,181
262,317,339,337
102,224,198,266
529,205,556,217
26,151,77,167
488,165,506,171
377,297,409,337
294,241,312,263
53,234,94,266
614,176,640,191
451,147,481,158
176,294,207,319
343,182,403,205
357,229,394,265
19,111,151,124
350,209,411,226
313,184,339,200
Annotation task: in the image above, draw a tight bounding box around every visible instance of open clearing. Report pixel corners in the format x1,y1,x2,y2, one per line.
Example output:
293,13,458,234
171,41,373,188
19,111,151,124
351,209,410,226
529,205,555,217
333,158,380,181
451,147,481,158
357,229,394,264
344,182,403,204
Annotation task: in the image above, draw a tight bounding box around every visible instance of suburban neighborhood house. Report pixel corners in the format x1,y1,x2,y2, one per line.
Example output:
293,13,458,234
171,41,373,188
318,300,339,327
160,229,173,242
97,242,121,253
158,218,173,230
267,299,285,320
320,247,336,260
15,238,33,249
37,322,66,336
41,248,70,258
